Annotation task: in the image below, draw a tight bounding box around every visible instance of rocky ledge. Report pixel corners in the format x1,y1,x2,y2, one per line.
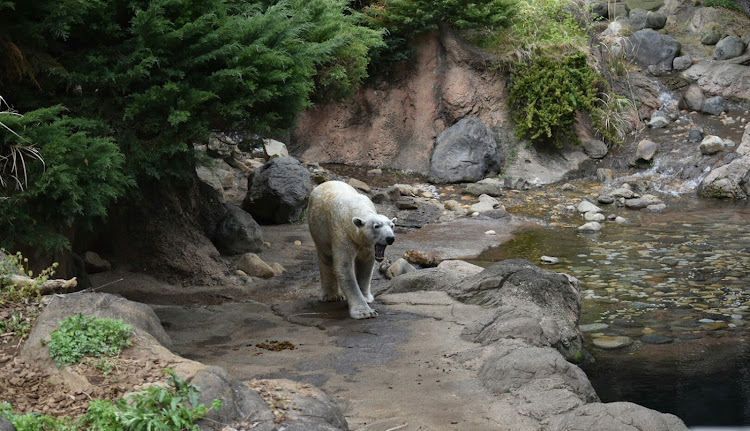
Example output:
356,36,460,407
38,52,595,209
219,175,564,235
4,212,690,431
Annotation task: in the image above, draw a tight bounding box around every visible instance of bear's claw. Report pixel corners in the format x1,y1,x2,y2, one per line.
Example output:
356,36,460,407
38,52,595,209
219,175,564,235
350,306,378,319
322,293,346,302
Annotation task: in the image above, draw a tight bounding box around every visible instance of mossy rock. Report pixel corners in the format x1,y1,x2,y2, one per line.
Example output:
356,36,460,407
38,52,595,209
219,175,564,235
625,0,664,11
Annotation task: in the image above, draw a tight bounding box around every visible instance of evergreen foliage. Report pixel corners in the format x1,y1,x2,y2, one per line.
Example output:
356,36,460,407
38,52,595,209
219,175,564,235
0,0,382,254
0,105,132,254
363,0,516,73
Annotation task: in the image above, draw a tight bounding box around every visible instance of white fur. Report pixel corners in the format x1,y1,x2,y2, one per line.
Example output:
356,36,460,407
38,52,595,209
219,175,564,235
307,181,396,319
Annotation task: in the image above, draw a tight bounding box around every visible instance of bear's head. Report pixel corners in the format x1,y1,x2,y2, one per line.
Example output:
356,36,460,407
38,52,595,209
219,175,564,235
353,214,397,262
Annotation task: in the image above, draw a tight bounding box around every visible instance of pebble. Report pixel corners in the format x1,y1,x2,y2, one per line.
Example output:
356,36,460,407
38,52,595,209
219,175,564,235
700,322,728,331
541,256,559,264
484,230,496,235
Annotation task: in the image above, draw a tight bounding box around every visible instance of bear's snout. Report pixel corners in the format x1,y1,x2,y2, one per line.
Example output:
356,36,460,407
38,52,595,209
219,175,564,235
386,236,394,245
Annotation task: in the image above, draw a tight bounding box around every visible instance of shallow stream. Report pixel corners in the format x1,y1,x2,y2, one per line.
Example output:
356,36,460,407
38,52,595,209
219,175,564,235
475,193,750,426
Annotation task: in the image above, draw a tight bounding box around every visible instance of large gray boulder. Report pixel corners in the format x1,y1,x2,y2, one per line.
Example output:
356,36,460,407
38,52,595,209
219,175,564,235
428,117,502,184
625,0,663,10
682,63,750,101
629,8,648,29
193,366,277,431
462,306,582,361
448,259,584,361
243,157,311,224
20,293,172,364
0,418,13,431
645,11,667,29
547,401,688,431
379,267,462,294
698,124,750,199
478,343,598,402
214,204,264,255
625,29,681,72
714,35,746,61
701,96,728,116
194,372,349,431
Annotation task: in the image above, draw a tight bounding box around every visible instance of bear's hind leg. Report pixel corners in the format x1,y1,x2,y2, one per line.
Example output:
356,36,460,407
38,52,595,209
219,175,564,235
355,257,376,303
317,251,344,302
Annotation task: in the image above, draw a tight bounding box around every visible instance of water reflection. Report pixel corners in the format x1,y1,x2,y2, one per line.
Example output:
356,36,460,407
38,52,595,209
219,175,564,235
473,198,750,426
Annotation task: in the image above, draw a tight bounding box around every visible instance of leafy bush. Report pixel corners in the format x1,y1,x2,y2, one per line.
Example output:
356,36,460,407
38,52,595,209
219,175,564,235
1,0,382,255
705,0,741,10
0,402,76,431
0,370,220,430
0,250,57,303
83,369,221,431
47,313,133,366
490,0,591,59
508,53,602,147
0,105,133,254
363,0,516,73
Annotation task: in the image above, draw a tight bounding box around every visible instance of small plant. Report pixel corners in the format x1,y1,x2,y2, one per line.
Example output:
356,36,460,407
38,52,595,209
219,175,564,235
83,369,222,431
0,402,76,431
0,249,57,304
47,313,133,366
86,356,118,375
0,311,34,342
591,92,639,145
0,370,221,430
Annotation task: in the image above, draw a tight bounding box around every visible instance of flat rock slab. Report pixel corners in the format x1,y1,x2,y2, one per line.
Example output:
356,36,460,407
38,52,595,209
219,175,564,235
592,336,633,349
154,290,540,431
641,334,674,344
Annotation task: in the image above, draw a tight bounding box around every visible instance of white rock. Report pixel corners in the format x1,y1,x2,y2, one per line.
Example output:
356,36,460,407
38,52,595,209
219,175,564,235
578,222,603,232
263,138,289,159
577,200,601,213
585,211,606,221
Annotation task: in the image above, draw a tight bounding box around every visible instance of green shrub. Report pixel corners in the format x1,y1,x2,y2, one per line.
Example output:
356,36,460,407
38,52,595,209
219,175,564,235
0,250,57,304
0,106,133,255
363,0,516,73
705,0,741,10
0,370,220,430
47,313,133,366
1,0,383,255
0,402,76,431
83,369,221,431
493,0,590,58
508,52,602,147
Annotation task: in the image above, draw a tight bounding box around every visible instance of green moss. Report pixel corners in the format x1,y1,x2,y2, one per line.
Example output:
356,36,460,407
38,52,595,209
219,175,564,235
568,348,585,364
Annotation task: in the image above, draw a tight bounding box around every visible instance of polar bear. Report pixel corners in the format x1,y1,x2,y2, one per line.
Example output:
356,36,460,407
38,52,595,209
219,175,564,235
307,181,396,319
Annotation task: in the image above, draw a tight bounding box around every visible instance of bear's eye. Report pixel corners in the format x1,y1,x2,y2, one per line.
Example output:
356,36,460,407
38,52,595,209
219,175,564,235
373,224,381,229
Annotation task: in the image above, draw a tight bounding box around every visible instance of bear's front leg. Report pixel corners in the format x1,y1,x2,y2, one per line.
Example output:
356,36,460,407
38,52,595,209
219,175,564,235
355,255,376,303
334,252,377,319
316,250,344,302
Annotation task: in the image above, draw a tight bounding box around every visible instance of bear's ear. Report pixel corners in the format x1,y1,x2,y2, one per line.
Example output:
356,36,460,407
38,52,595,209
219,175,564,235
352,217,365,228
390,217,397,225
